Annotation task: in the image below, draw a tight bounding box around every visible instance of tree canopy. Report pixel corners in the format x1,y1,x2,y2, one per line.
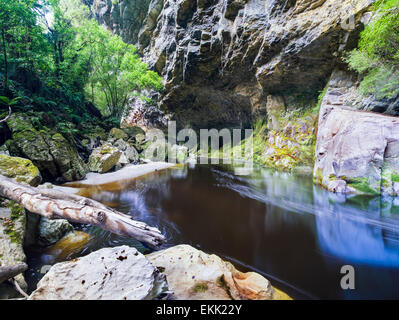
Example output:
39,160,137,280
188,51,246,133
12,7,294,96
0,0,162,124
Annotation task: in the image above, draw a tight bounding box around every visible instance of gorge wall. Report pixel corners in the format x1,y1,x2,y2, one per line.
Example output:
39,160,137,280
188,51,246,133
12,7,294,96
92,0,374,128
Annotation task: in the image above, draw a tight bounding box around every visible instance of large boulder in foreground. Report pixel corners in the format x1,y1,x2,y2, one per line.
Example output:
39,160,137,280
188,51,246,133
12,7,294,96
29,246,168,300
5,113,88,181
0,154,42,186
88,143,122,173
314,70,399,195
147,244,291,300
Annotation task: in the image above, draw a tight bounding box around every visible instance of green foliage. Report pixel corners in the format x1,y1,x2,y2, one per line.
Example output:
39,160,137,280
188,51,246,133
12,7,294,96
346,177,380,195
0,0,162,132
58,0,163,118
345,0,399,99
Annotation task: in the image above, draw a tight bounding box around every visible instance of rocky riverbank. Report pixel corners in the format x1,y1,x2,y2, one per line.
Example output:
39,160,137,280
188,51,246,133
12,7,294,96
28,244,291,300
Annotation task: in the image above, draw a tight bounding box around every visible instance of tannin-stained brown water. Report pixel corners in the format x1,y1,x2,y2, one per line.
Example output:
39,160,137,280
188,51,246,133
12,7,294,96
26,164,399,299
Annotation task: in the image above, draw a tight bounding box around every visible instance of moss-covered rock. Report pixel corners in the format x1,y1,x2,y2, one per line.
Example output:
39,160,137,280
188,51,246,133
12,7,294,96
88,143,122,173
108,128,128,141
5,113,88,181
0,154,42,186
0,199,27,294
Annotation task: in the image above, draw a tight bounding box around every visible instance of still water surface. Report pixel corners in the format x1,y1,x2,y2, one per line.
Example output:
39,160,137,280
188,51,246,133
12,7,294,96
27,164,399,299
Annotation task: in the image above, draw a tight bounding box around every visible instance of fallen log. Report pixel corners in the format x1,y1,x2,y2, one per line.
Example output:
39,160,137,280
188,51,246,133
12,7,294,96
0,263,28,284
0,175,165,248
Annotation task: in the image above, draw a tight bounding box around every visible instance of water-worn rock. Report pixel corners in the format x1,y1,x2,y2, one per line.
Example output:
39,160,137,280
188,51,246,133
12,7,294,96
93,0,373,128
29,245,168,300
147,244,291,300
0,154,42,186
314,70,399,196
0,200,27,294
88,143,122,173
6,113,88,181
38,217,74,246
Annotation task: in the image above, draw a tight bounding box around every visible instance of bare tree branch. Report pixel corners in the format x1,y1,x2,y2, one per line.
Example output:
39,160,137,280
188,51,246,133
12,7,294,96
0,176,166,248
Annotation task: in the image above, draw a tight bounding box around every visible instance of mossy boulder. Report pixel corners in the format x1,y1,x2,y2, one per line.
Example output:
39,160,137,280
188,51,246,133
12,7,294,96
5,113,88,181
108,128,128,142
0,155,42,186
0,199,27,295
88,143,122,173
121,126,145,138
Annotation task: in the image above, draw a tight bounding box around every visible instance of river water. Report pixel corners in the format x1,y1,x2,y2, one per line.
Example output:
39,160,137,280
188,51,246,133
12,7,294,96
26,164,399,299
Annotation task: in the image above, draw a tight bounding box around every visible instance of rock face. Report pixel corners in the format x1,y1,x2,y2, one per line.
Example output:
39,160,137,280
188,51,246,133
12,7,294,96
314,69,399,196
120,95,169,131
0,154,42,186
0,200,27,294
5,113,88,182
88,143,122,173
29,245,168,300
147,244,291,300
93,0,373,128
113,139,139,165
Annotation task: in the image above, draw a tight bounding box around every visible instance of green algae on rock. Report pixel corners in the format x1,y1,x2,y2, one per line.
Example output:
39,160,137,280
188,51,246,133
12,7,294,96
5,113,88,181
0,155,42,186
88,143,122,173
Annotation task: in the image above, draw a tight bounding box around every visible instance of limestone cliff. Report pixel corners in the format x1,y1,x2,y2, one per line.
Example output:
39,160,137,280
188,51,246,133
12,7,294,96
92,0,374,128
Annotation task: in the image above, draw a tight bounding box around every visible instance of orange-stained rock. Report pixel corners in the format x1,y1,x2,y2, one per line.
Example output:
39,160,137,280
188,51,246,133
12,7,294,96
147,244,292,300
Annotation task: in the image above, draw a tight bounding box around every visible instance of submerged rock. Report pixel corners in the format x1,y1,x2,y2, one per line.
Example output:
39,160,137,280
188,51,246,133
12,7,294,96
314,69,399,196
43,231,93,263
38,217,74,246
0,154,42,186
29,245,168,300
88,143,122,173
147,244,291,300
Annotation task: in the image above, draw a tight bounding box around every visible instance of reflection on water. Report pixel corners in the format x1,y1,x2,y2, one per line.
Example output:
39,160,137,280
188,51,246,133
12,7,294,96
26,164,399,299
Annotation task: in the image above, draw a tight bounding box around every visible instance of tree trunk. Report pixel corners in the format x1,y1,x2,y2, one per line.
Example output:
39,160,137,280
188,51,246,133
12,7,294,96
0,263,28,284
1,28,8,92
0,176,165,248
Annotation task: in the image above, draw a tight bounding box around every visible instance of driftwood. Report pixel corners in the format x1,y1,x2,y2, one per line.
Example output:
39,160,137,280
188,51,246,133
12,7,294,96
0,175,165,248
9,278,29,298
0,263,28,284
